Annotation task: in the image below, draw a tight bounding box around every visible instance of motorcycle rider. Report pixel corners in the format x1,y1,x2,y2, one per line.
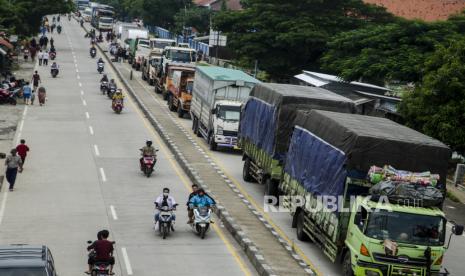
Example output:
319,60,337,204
111,89,124,109
90,45,96,57
50,62,59,76
108,79,117,93
139,140,157,169
97,58,104,72
189,188,215,209
100,74,109,83
154,188,177,229
187,184,199,224
86,229,115,275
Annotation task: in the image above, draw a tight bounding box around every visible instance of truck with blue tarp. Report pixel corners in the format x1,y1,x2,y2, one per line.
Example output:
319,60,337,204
239,83,357,197
191,66,259,151
281,109,463,276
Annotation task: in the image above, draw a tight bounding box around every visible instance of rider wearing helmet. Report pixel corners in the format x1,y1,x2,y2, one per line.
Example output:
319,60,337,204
100,74,108,83
140,140,157,168
111,89,124,108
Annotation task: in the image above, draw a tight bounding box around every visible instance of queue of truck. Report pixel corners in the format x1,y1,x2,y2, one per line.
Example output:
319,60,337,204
116,16,464,275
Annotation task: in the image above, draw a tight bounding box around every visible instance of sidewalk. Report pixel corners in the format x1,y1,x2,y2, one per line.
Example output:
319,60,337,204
0,58,35,189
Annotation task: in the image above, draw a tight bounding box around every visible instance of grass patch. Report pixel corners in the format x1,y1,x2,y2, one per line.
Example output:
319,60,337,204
447,191,461,203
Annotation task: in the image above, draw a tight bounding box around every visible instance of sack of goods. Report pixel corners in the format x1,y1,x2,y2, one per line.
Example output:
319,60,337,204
368,165,440,187
369,180,444,207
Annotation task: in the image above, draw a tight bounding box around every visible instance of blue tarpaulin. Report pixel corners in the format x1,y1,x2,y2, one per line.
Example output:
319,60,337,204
240,97,277,158
284,126,347,197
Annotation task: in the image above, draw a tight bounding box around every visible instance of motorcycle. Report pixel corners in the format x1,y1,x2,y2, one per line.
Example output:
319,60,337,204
100,81,108,95
57,26,62,34
107,86,116,99
86,241,114,276
156,205,177,239
97,62,104,74
0,88,16,105
192,206,213,239
49,51,56,60
51,68,59,78
141,152,158,177
90,48,97,58
112,99,123,114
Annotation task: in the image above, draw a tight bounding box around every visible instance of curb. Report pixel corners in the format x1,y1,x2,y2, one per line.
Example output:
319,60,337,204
83,25,278,275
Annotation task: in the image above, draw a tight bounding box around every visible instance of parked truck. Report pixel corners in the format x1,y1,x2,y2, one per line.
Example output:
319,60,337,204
141,50,163,86
166,64,196,118
279,110,462,276
239,83,357,196
191,66,259,151
126,34,150,70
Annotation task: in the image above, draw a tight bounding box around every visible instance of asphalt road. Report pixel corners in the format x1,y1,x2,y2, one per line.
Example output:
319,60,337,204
0,18,256,276
120,41,465,276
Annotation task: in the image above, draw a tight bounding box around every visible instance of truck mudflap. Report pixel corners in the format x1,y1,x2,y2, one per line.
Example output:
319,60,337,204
355,260,445,276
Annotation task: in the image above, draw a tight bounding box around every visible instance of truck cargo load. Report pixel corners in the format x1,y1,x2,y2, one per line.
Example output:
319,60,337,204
240,83,357,162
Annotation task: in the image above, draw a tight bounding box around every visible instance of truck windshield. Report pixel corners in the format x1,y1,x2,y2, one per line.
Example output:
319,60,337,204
218,106,241,121
0,268,47,276
138,40,150,47
365,210,446,246
171,50,195,63
151,42,174,49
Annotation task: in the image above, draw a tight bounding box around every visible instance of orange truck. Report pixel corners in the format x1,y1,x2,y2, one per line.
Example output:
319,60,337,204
165,63,196,118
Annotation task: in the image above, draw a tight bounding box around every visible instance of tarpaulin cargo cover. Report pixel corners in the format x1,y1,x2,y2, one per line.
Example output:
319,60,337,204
239,83,356,161
287,110,451,194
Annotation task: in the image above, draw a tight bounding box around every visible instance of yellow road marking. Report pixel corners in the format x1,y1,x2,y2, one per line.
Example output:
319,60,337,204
110,66,253,276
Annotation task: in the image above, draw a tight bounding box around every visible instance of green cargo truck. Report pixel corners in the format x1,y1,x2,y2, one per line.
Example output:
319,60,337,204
280,110,463,276
239,83,357,196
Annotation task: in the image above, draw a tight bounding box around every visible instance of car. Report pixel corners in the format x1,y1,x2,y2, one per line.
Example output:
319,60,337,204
0,245,58,275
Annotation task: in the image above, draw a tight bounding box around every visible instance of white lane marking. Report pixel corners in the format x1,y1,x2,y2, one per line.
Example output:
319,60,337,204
81,90,84,96
110,205,118,220
82,99,87,106
99,168,107,182
121,248,133,275
76,68,79,73
0,192,9,225
85,112,90,119
93,144,100,156
77,75,81,80
78,82,82,87
18,120,24,132
89,126,94,135
22,106,28,117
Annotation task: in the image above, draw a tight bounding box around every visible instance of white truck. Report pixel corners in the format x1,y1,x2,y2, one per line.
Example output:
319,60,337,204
97,16,113,31
191,66,260,151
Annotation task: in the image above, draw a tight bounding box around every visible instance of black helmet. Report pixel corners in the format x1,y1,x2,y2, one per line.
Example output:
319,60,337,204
146,140,152,146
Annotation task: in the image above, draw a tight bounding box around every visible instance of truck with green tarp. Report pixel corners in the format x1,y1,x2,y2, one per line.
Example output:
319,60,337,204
280,109,463,276
239,83,357,196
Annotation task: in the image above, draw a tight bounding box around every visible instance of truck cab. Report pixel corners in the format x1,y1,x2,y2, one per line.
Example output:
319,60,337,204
210,101,242,149
161,47,196,74
97,16,113,31
346,197,449,276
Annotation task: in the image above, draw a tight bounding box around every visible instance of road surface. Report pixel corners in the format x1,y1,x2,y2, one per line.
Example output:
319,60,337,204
0,18,256,276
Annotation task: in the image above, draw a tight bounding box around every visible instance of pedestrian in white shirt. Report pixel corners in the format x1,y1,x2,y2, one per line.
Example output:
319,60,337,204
43,51,49,66
38,50,44,66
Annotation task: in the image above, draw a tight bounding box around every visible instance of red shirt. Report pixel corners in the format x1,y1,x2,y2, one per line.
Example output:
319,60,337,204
16,144,29,158
88,240,114,261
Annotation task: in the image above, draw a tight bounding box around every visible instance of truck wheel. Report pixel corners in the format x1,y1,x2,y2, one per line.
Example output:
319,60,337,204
209,134,217,151
342,252,354,276
296,211,309,241
168,96,176,111
142,74,147,81
193,119,202,137
149,79,154,86
243,158,253,182
177,104,184,118
155,85,161,94
264,178,279,201
163,91,168,101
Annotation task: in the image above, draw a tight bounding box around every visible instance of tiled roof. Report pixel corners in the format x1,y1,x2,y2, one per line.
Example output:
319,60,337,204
365,0,465,21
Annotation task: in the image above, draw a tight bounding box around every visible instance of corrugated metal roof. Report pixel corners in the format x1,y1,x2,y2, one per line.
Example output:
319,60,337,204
197,66,260,83
295,73,328,87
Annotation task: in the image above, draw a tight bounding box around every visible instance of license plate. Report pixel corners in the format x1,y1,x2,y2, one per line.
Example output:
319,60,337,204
199,223,206,227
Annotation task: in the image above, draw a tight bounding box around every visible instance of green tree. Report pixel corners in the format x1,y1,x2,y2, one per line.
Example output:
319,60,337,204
321,19,460,83
142,0,191,29
399,38,465,153
174,6,211,35
213,0,394,80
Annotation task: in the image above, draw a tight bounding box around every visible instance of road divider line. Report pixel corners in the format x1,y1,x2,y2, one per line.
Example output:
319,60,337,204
18,120,24,132
85,112,90,119
78,82,82,87
93,144,100,156
76,68,79,73
81,90,84,96
0,191,9,226
121,248,133,275
89,126,94,135
82,99,87,106
99,168,107,182
77,75,81,80
110,205,118,220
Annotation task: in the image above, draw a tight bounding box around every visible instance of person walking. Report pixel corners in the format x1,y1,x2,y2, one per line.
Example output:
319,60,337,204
44,36,49,49
50,37,54,48
38,87,46,106
38,50,44,66
22,82,32,105
5,149,23,191
43,51,49,66
32,71,41,91
16,140,30,166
